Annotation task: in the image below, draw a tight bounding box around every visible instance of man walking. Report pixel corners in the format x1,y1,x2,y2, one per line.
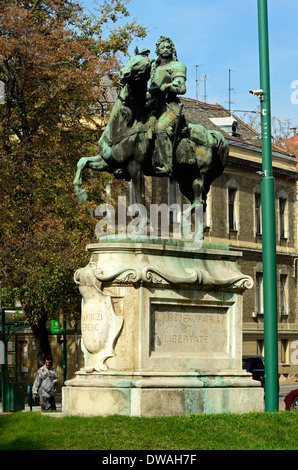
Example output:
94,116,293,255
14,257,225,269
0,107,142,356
32,355,59,411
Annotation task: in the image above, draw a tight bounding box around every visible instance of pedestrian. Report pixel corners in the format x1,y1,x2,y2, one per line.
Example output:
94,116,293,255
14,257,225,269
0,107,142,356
32,355,59,411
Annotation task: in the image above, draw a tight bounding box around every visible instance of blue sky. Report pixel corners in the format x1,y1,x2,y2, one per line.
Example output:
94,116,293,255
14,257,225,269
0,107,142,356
82,0,298,127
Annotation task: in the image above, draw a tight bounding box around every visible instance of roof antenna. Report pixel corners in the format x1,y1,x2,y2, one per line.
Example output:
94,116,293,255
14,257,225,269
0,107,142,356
193,65,204,100
228,69,237,112
201,74,210,103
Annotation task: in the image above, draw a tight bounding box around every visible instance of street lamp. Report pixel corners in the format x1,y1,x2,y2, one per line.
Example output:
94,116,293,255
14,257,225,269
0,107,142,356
255,0,279,412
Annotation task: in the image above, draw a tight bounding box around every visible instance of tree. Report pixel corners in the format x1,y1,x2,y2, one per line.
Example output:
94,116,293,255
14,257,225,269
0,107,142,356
0,0,147,367
242,105,297,153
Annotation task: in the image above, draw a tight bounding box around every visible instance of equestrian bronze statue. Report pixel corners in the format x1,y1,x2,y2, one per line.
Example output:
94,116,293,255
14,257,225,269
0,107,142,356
73,36,229,215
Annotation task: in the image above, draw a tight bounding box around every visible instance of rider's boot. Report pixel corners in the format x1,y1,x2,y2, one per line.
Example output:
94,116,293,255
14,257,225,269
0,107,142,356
153,134,173,177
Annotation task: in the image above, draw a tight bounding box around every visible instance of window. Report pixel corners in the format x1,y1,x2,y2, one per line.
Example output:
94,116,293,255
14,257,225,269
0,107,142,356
254,193,262,235
280,274,288,315
281,339,290,364
279,198,286,238
204,189,212,230
19,341,28,380
228,188,237,231
226,179,239,233
257,340,264,357
256,272,263,314
277,193,289,240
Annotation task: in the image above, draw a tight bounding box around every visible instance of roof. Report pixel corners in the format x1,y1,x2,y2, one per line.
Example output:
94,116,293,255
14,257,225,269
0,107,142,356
180,97,291,157
180,97,297,178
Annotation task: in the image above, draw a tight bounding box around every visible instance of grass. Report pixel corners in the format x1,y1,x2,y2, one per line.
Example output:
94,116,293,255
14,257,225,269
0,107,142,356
0,411,297,450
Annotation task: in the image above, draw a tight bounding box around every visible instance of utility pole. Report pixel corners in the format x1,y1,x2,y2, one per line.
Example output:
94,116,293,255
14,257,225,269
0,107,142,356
257,0,279,412
62,315,67,385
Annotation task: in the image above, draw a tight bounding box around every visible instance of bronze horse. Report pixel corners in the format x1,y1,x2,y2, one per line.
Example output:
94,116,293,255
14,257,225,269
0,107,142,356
73,51,229,213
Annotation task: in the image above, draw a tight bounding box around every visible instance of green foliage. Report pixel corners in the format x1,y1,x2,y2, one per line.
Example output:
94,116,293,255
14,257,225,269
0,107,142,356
0,0,147,342
0,412,298,450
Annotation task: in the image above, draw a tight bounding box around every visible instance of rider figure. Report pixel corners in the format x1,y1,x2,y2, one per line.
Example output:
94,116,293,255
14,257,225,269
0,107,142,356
148,36,187,176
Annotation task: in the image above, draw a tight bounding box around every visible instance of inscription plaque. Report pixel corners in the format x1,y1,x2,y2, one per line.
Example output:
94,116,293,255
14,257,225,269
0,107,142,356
150,302,227,354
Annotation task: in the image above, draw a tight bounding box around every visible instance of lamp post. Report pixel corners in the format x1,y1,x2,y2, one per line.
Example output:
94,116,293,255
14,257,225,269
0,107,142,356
62,315,67,385
257,0,279,412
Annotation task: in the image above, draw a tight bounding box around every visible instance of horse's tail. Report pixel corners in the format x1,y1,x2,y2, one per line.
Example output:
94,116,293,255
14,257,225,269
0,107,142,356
199,131,229,207
210,131,229,169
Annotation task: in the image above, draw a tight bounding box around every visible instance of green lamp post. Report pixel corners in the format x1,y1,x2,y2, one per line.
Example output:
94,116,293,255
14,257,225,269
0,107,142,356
257,0,279,412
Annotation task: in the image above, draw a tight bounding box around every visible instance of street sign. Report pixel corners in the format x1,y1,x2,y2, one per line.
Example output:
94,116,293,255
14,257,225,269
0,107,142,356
51,320,60,334
4,308,25,325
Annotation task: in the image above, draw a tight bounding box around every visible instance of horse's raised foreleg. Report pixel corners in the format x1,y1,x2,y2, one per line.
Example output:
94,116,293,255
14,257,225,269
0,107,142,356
73,155,110,204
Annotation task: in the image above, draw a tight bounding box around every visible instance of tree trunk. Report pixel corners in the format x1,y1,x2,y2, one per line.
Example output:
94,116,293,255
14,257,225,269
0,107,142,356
31,314,52,369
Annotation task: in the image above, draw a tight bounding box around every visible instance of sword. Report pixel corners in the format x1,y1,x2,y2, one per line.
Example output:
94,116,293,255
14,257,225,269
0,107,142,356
173,102,183,153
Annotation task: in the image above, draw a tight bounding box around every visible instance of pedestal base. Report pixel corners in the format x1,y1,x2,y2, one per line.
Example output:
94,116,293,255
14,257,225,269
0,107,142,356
62,371,264,416
64,240,263,416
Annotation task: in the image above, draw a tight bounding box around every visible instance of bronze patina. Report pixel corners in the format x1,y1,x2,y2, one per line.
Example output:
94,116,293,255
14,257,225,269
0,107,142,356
73,36,229,214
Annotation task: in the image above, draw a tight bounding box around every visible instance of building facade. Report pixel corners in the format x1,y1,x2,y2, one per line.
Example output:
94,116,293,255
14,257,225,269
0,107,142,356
178,98,298,378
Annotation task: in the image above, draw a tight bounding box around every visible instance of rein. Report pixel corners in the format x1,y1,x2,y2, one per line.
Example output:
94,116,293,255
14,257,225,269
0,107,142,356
107,123,149,148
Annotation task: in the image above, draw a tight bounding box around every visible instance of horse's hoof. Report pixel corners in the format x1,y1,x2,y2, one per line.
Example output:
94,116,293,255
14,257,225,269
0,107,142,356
76,189,87,204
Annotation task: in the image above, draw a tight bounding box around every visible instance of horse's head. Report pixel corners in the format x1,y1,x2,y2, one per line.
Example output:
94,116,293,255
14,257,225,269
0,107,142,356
119,49,153,87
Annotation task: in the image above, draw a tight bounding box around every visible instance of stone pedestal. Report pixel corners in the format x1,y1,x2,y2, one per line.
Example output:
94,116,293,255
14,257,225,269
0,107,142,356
62,239,264,416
